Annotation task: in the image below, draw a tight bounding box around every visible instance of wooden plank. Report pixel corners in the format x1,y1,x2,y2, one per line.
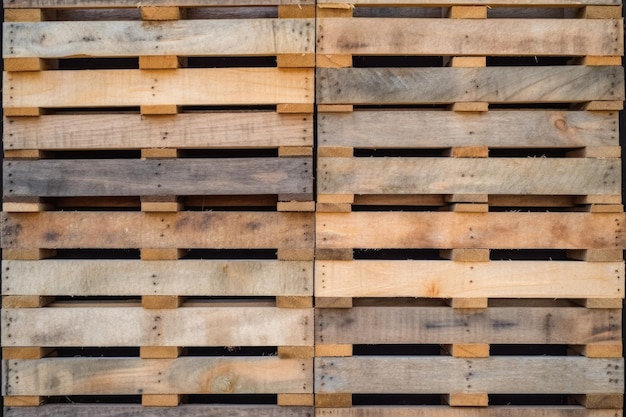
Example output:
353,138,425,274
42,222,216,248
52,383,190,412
315,307,622,345
318,158,620,196
2,260,312,296
2,357,313,395
316,19,622,56
315,260,624,298
4,20,314,58
313,409,621,417
3,405,314,417
4,0,316,7
4,68,314,108
316,67,624,105
1,212,314,249
314,357,623,394
4,158,313,197
315,0,621,5
1,307,313,347
4,112,313,150
316,212,625,249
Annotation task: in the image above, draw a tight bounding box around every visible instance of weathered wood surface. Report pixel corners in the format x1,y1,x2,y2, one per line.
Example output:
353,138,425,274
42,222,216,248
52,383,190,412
315,260,624,298
4,19,314,58
318,158,620,196
1,212,314,249
316,19,622,56
319,111,618,148
4,405,314,417
2,357,313,395
4,113,312,150
316,212,625,249
4,159,313,197
316,67,624,105
315,307,621,345
2,260,311,296
317,0,619,4
315,357,623,394
4,0,315,6
2,307,313,346
316,408,622,417
4,69,314,108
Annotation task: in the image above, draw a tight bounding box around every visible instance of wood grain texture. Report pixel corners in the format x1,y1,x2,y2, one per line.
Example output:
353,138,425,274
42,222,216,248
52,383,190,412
318,158,620,196
2,260,311,296
4,0,315,6
316,212,625,249
4,19,313,58
316,0,620,4
1,212,314,249
3,405,314,417
2,307,313,347
314,357,623,394
4,68,314,108
315,260,624,298
318,111,619,148
316,67,624,104
4,113,312,150
2,357,312,395
316,18,622,56
315,408,621,417
315,307,622,345
4,158,313,197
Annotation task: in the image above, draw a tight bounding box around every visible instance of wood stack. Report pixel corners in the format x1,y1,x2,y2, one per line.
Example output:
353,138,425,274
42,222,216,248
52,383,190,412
2,0,625,416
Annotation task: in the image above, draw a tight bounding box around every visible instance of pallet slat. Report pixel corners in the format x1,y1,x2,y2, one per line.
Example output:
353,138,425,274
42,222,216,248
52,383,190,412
315,408,622,417
4,0,315,7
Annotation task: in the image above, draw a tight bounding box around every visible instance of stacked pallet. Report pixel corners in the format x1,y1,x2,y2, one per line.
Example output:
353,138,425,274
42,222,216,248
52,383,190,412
315,0,625,415
2,0,315,416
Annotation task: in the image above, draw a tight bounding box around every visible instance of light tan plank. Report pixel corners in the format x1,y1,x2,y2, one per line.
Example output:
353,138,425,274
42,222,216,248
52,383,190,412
315,307,622,345
1,307,313,347
4,20,313,58
315,408,622,417
318,158,620,196
4,68,314,108
317,67,623,104
319,111,618,148
3,357,312,395
316,212,625,249
4,0,315,6
2,260,311,296
1,212,314,249
4,112,312,150
315,260,623,298
314,357,623,393
317,19,622,56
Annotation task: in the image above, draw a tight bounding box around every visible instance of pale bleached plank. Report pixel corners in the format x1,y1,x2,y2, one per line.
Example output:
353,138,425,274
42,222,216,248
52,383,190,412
1,212,314,249
318,111,618,148
4,405,314,417
4,68,313,108
317,19,622,56
316,67,624,104
316,408,622,417
4,0,314,7
316,212,625,249
2,307,313,347
2,260,311,296
315,260,624,298
4,158,313,197
2,357,312,395
318,158,620,196
4,19,313,58
315,307,622,345
314,357,623,394
4,113,312,150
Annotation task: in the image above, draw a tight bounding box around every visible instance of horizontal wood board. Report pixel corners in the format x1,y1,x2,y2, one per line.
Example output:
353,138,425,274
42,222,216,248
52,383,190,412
315,409,621,417
4,0,315,6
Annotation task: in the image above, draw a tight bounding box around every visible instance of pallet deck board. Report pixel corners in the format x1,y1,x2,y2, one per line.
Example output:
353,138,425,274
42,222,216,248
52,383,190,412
4,19,314,58
318,158,620,196
2,357,313,395
315,357,623,394
4,158,313,197
316,0,621,5
315,260,624,298
315,307,621,345
1,212,314,249
317,212,624,249
315,408,622,417
2,307,313,347
4,68,314,108
3,0,315,6
317,67,624,105
316,19,622,56
319,111,618,148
